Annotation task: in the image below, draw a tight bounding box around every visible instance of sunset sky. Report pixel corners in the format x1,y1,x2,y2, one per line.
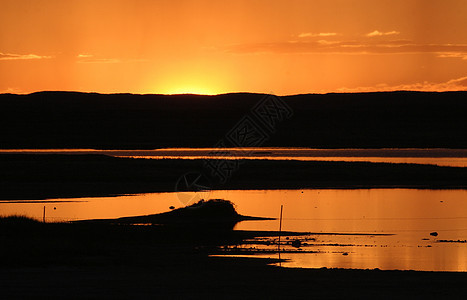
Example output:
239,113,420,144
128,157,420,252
1,0,467,95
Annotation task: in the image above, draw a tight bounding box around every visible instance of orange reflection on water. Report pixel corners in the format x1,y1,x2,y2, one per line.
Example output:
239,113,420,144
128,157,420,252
120,156,467,167
1,189,467,271
1,148,467,167
0,194,179,222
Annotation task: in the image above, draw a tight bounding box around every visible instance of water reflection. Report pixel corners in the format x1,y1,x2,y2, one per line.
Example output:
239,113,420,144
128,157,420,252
1,148,467,167
1,189,467,271
116,156,467,167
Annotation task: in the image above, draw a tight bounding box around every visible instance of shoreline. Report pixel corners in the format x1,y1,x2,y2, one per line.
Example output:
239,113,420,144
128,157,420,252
1,216,467,298
1,154,467,200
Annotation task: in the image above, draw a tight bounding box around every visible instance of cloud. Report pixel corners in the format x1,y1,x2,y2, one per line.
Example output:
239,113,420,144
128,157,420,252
77,58,121,64
317,40,341,45
75,54,148,64
441,76,467,90
437,52,467,60
76,54,120,64
366,30,400,37
0,52,52,61
225,40,467,58
336,76,467,93
0,87,24,94
298,32,337,38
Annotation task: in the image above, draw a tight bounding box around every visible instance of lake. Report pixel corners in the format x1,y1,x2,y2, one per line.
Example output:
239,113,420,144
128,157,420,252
1,188,466,272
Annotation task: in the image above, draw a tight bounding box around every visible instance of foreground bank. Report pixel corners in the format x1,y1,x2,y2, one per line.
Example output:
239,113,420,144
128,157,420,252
1,213,467,299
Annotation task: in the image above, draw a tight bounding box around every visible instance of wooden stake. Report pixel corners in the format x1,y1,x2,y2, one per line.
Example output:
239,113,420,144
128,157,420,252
278,205,283,262
43,206,45,223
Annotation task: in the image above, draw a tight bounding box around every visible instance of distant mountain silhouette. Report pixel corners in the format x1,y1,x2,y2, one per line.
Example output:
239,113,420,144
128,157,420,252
0,91,466,149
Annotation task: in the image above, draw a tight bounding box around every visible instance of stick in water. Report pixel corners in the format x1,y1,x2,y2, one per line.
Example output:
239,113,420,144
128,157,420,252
278,205,283,261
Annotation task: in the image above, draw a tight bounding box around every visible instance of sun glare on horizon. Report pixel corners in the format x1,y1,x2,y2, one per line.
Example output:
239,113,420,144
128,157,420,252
1,0,467,94
154,73,229,95
161,85,219,95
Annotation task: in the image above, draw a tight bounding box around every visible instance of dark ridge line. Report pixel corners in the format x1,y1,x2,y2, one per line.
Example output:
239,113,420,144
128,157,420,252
1,90,466,97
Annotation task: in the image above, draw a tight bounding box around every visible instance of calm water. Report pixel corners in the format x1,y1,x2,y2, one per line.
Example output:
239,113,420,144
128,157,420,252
1,189,467,272
1,148,467,167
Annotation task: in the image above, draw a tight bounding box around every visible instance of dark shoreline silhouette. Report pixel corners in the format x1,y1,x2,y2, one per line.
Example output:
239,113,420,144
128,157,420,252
75,199,273,226
1,154,466,200
2,212,467,298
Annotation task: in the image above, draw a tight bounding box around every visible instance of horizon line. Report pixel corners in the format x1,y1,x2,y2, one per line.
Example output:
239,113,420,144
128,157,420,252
2,89,467,97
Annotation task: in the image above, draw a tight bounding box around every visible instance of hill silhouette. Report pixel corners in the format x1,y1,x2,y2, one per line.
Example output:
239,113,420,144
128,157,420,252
0,91,466,149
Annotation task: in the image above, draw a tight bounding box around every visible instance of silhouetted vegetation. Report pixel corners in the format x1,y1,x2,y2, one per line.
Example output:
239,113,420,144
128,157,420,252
0,215,39,225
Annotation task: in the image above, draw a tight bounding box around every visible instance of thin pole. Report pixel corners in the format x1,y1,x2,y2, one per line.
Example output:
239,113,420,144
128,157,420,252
278,205,283,260
279,205,283,236
43,206,46,223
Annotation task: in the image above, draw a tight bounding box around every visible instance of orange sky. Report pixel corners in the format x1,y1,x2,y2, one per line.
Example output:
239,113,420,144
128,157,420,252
1,0,467,95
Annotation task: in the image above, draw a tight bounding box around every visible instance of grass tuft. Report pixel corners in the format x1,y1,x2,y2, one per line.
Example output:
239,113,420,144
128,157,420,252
0,215,40,225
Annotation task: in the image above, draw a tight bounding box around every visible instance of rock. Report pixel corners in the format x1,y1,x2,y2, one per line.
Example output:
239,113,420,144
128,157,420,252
430,232,438,237
291,240,302,248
